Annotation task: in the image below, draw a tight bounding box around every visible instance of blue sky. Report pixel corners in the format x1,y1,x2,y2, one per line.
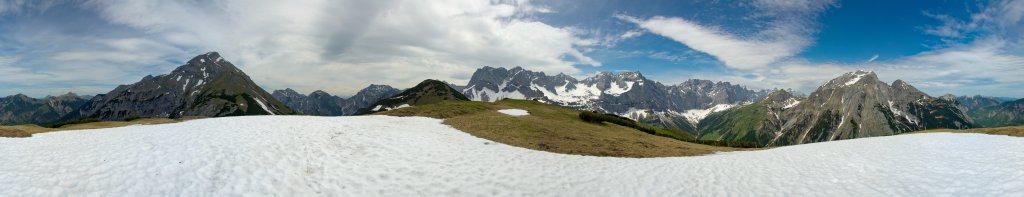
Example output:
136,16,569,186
0,0,1022,98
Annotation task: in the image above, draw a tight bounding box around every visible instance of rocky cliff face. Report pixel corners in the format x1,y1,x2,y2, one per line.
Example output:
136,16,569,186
67,52,296,121
0,93,87,125
272,89,346,116
461,66,768,135
699,70,975,146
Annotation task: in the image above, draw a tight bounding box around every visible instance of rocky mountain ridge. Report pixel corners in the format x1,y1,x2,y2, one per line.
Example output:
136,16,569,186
460,66,769,135
699,70,975,146
64,52,297,121
271,85,401,116
360,79,469,114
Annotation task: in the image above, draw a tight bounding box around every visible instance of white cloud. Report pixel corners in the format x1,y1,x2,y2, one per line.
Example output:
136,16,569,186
71,0,600,96
924,0,1024,41
619,0,836,70
866,54,879,63
0,0,63,15
621,15,805,70
619,30,643,39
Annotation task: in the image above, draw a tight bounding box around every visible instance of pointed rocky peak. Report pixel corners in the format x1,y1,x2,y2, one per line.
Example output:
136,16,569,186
508,66,526,73
763,89,794,101
890,79,927,99
677,79,714,89
358,84,398,94
891,79,918,90
309,90,332,98
51,92,82,101
171,51,240,80
939,94,957,101
188,51,224,64
6,93,33,101
57,92,78,98
272,88,302,96
759,89,803,108
271,89,306,104
271,88,306,105
827,70,878,87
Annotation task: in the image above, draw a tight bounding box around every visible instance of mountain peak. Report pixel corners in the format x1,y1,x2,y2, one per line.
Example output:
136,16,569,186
54,92,79,99
892,79,909,87
823,70,879,88
310,90,331,97
360,79,468,114
272,88,303,97
361,84,396,92
9,93,32,101
186,51,224,64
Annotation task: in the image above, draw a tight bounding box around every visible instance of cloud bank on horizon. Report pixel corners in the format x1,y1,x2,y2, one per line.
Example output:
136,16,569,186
0,0,1022,98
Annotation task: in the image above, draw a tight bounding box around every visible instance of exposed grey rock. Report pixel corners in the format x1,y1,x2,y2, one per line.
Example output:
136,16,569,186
272,89,346,116
460,66,768,135
65,52,297,121
699,70,976,146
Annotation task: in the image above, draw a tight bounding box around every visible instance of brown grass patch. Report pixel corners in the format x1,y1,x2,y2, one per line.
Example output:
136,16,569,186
379,99,747,158
0,116,204,138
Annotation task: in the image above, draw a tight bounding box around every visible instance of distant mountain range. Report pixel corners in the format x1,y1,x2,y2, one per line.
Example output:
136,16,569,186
945,95,1024,127
0,93,88,125
2,53,1021,147
460,66,769,135
700,71,975,146
271,85,400,116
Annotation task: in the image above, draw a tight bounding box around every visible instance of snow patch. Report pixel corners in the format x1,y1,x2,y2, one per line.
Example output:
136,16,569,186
252,97,276,115
783,98,801,109
621,108,651,120
498,109,529,116
845,72,867,86
471,80,528,102
181,78,190,92
682,104,736,125
529,82,601,106
603,81,634,96
1,116,1021,196
395,104,411,109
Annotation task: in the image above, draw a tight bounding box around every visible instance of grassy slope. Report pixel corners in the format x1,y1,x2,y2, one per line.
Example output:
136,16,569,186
378,99,745,158
0,117,202,138
197,73,298,116
697,102,770,143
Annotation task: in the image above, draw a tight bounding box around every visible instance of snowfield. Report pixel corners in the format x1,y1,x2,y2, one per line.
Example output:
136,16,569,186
2,116,1023,196
497,109,529,116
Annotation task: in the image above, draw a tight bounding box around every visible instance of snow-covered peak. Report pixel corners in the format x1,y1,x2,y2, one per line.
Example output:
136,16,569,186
843,70,874,86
